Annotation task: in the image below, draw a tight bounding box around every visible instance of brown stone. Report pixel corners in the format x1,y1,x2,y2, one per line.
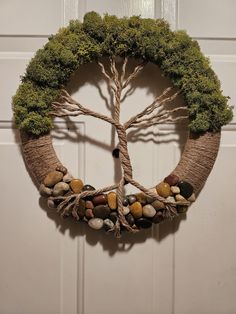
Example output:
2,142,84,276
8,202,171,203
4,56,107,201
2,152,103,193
92,194,107,205
93,205,110,219
156,182,171,198
151,200,165,210
77,199,86,218
85,208,94,219
44,171,63,187
107,192,117,210
85,200,94,209
129,201,142,219
70,179,84,194
164,174,179,186
136,193,147,205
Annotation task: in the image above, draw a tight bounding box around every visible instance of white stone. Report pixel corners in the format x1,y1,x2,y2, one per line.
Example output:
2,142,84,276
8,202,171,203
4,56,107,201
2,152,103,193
104,219,114,230
88,218,104,230
166,196,176,203
142,204,156,218
122,206,130,215
52,182,70,196
188,193,196,202
170,186,180,194
175,194,187,202
63,173,74,183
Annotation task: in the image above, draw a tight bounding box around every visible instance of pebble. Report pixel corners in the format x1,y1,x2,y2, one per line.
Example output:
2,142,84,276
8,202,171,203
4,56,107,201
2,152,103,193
78,199,86,218
188,193,196,202
164,174,179,186
47,198,56,208
88,218,104,230
156,182,171,198
151,200,165,210
142,204,156,218
135,218,152,229
104,219,114,230
85,200,94,209
93,205,110,219
85,208,94,219
175,194,187,202
152,211,164,224
136,193,147,205
127,195,137,205
107,192,117,210
44,171,63,187
177,205,188,214
109,212,118,223
82,184,95,192
166,196,176,204
70,179,84,194
177,181,194,199
122,197,129,206
39,184,52,197
56,165,67,175
126,213,135,226
63,173,74,183
52,182,70,196
92,194,107,205
122,206,130,215
170,186,180,194
129,201,142,219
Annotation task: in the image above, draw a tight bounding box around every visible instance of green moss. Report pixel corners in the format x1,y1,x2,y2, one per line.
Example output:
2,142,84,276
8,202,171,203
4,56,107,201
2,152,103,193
13,12,233,136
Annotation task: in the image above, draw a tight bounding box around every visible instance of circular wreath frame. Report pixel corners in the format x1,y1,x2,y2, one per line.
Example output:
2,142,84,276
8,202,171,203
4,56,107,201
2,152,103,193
13,12,232,236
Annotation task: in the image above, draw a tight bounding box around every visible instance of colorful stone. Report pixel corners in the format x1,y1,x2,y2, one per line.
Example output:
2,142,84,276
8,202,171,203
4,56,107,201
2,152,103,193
85,200,94,209
70,179,84,194
129,201,142,219
164,174,179,186
127,195,137,205
166,196,176,204
104,219,114,230
156,182,171,198
177,181,194,199
44,171,63,187
135,218,152,229
92,194,107,205
175,194,187,202
39,184,52,197
126,213,135,226
82,184,95,192
142,204,156,218
151,200,165,210
136,193,147,205
52,182,70,196
152,211,164,224
63,173,74,183
188,193,196,202
177,205,188,214
109,212,118,223
122,197,129,206
77,199,86,218
88,218,104,230
170,186,180,194
122,206,130,215
93,205,110,219
85,208,94,219
107,192,117,210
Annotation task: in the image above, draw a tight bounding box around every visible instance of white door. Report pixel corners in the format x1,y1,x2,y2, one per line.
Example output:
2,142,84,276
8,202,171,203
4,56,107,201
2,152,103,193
1,1,236,314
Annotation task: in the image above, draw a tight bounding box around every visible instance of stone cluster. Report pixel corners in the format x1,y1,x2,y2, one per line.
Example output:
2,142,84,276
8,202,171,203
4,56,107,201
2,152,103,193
40,167,195,233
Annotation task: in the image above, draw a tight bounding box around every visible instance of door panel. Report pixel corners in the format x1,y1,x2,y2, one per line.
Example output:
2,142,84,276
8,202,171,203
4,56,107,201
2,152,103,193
0,1,235,314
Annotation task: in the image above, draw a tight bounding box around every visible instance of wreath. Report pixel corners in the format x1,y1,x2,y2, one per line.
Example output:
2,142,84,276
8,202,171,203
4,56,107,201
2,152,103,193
13,12,233,237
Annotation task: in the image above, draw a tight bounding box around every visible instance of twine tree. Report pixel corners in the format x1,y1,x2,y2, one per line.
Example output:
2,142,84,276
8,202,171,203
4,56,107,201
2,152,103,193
50,57,189,237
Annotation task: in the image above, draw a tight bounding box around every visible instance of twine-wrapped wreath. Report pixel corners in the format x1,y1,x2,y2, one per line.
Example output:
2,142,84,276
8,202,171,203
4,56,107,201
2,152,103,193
13,12,233,237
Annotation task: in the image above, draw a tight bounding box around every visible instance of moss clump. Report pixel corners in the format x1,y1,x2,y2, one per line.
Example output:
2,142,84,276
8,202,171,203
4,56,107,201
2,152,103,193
13,12,233,136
